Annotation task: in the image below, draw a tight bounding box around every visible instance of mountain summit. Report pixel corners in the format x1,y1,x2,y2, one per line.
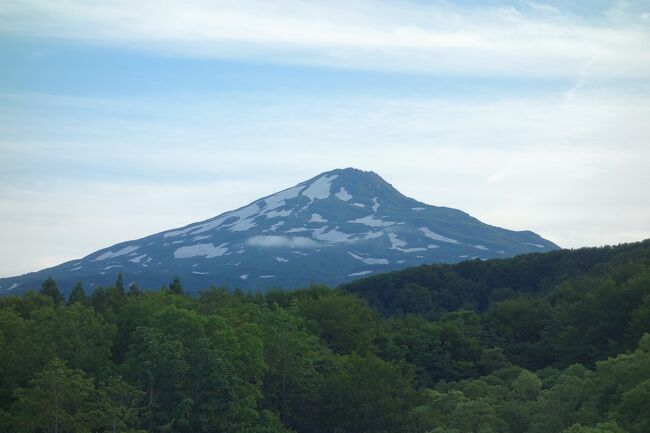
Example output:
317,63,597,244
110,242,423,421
0,168,559,294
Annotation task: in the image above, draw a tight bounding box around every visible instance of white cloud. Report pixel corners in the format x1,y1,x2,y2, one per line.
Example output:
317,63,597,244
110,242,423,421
526,2,561,15
1,0,649,78
246,235,320,248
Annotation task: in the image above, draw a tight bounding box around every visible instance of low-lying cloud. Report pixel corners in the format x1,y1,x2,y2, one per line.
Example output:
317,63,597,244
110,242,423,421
246,235,320,248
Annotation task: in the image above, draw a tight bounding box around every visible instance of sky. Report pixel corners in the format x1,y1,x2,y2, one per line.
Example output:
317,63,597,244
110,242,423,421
1,0,649,278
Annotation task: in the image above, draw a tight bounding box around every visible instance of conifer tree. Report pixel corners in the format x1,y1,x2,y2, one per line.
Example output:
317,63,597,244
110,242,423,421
115,272,125,294
128,282,141,297
40,276,64,304
169,275,183,295
68,282,86,305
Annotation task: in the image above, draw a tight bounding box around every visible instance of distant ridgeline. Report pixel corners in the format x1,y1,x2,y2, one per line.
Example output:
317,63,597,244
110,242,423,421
0,240,649,432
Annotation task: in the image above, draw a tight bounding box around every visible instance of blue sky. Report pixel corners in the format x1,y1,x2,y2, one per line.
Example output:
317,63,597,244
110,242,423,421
1,0,649,277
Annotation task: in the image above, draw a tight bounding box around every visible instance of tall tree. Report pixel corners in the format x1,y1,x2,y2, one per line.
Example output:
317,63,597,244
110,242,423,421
128,282,141,297
67,282,86,305
115,273,125,295
40,277,64,305
124,326,188,429
169,275,184,295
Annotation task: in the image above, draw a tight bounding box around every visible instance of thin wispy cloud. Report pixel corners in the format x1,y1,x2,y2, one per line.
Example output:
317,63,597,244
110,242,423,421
1,0,650,77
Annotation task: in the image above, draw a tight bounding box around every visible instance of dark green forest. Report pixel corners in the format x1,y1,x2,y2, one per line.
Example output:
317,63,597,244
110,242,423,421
1,240,649,433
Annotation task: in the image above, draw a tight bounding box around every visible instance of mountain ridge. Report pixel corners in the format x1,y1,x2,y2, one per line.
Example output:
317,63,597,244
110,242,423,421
0,168,559,294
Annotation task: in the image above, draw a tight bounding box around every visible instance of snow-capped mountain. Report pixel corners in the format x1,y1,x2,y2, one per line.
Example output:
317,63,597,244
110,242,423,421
0,168,559,295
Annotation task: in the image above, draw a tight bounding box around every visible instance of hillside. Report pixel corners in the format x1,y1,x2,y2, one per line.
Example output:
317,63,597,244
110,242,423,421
340,239,650,316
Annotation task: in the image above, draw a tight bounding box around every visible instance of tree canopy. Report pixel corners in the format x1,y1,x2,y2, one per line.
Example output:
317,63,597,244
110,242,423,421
0,240,649,432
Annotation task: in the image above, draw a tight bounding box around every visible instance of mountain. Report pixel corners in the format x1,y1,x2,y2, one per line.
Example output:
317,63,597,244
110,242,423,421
0,168,559,295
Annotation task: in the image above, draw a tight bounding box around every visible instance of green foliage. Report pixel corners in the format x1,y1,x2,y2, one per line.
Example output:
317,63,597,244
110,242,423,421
562,422,627,433
128,281,141,297
40,276,64,305
296,290,378,354
10,358,98,432
342,240,650,315
379,315,483,386
8,359,137,433
511,370,542,401
316,352,416,433
115,272,125,294
68,282,86,305
30,302,116,379
95,376,144,433
125,326,188,427
169,275,183,295
0,240,649,432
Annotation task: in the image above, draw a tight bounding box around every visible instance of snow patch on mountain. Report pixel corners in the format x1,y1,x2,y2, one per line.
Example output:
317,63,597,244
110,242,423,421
525,242,545,248
335,187,352,201
94,245,140,261
266,209,292,219
264,221,285,232
302,174,337,200
388,233,428,253
230,218,257,232
348,251,389,265
362,231,384,240
312,226,353,243
349,215,396,228
174,243,229,259
181,203,262,236
129,254,147,264
262,184,304,211
164,227,195,238
310,213,327,223
227,204,263,232
176,216,226,237
348,270,373,277
419,227,460,244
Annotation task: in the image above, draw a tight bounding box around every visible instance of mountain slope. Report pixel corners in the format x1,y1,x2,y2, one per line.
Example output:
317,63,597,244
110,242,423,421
0,168,559,294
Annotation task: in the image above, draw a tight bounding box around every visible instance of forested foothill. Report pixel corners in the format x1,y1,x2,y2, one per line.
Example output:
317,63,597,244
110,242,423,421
1,240,649,433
